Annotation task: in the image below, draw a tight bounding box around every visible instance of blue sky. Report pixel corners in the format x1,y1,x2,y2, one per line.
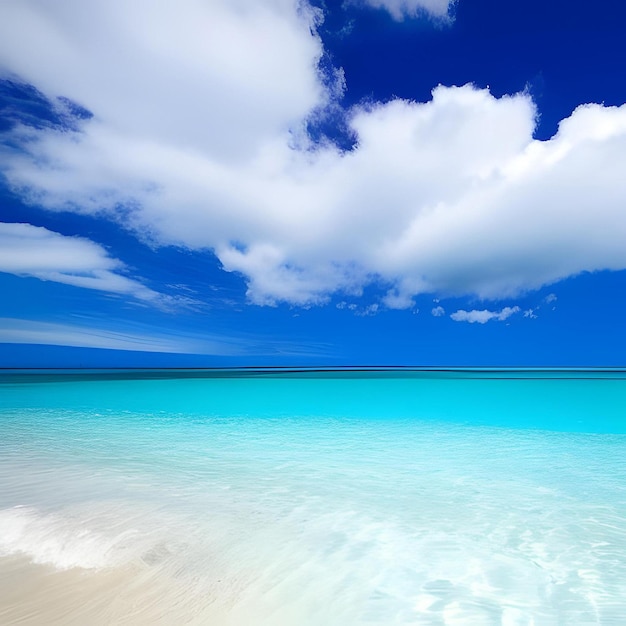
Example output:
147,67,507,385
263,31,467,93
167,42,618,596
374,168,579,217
1,0,626,367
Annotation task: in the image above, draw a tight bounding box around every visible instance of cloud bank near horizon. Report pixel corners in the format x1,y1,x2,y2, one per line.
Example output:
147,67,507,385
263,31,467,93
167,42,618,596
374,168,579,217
1,0,626,310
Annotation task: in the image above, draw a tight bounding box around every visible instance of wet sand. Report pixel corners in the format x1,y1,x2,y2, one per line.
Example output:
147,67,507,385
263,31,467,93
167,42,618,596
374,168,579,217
0,555,230,625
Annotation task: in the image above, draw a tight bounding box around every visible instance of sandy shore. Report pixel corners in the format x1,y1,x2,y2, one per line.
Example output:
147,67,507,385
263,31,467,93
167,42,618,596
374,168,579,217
0,555,232,625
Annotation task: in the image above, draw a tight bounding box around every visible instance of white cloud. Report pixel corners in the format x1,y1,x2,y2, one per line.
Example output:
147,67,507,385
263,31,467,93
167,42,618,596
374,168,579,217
359,0,455,21
431,305,445,317
383,289,416,309
336,301,379,315
545,293,557,304
356,303,379,316
0,222,163,303
0,0,323,163
450,306,520,324
2,2,626,310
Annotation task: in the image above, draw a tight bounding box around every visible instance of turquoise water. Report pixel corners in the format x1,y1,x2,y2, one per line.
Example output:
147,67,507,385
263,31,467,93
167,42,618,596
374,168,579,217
1,369,626,624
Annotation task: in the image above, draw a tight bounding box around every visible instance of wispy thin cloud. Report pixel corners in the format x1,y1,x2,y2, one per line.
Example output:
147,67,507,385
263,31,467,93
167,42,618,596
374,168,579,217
0,222,186,308
0,317,332,358
360,0,455,21
0,318,242,354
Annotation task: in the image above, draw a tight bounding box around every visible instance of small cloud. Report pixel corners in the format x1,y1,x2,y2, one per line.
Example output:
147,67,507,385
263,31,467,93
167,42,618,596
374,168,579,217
336,19,355,39
338,301,379,316
383,290,415,310
360,0,455,21
545,293,557,304
356,303,379,316
432,305,445,317
524,308,538,319
451,306,520,324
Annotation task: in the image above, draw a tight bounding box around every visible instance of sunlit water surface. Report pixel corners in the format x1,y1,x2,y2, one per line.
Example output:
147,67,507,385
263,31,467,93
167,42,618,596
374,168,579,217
1,369,626,625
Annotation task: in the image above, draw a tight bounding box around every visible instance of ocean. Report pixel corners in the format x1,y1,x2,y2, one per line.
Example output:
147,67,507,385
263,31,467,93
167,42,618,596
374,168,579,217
1,369,625,625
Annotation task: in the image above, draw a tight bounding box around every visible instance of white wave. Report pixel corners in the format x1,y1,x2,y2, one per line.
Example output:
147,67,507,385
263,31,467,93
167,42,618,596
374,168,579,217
0,505,144,570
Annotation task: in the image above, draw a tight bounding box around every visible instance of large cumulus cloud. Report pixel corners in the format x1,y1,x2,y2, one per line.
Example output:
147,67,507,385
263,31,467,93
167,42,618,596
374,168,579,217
1,0,626,308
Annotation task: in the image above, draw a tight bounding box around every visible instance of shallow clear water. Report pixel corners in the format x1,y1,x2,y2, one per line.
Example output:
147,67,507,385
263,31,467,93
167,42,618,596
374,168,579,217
1,369,626,624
